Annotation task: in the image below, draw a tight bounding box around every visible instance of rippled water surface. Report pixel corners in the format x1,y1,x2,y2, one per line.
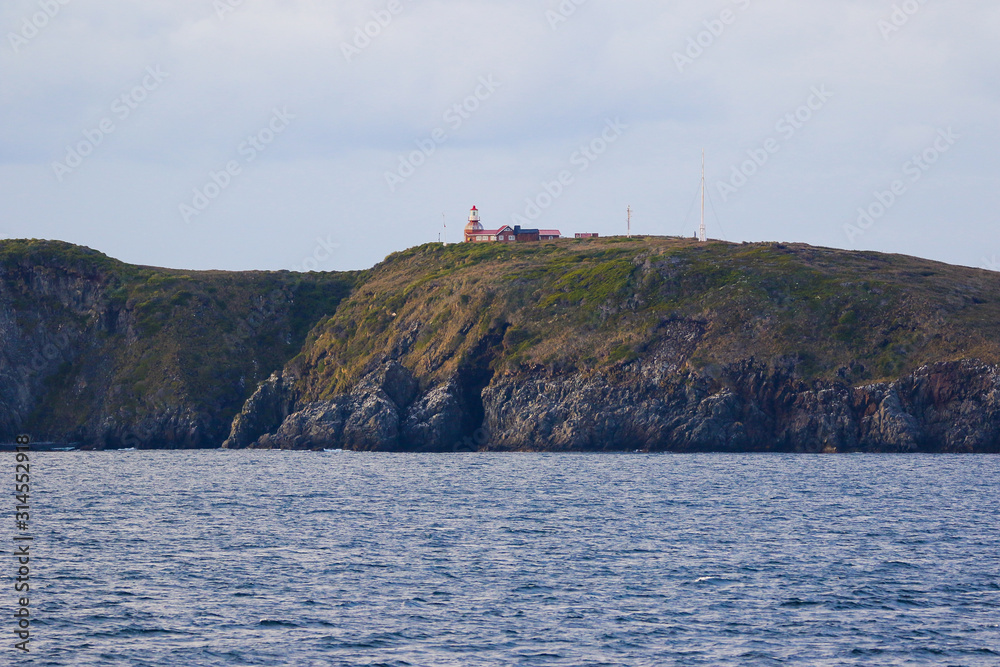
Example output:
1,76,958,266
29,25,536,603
18,452,1000,665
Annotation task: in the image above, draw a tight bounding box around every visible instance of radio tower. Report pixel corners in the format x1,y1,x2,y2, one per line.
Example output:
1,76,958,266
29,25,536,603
627,205,632,238
698,149,708,243
699,150,707,243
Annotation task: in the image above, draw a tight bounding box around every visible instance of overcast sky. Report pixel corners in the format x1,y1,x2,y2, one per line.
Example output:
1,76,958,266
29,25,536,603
1,0,998,272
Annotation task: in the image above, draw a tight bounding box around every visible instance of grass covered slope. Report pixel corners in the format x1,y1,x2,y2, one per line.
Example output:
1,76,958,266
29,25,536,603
290,236,1000,402
5,236,999,450
0,240,358,446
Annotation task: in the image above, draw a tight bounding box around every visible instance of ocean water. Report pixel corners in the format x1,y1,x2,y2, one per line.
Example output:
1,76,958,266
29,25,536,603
15,452,1000,666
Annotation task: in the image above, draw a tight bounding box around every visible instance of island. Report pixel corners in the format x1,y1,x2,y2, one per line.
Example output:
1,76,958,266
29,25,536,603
2,236,999,452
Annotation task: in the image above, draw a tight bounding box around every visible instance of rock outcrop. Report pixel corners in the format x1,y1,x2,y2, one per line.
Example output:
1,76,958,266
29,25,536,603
222,371,299,449
229,362,473,451
853,360,1000,453
228,358,1000,453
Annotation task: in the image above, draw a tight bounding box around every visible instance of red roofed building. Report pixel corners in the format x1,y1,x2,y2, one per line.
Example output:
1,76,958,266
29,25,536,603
463,206,561,243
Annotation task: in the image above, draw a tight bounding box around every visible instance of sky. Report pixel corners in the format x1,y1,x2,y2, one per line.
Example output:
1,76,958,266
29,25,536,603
1,0,998,273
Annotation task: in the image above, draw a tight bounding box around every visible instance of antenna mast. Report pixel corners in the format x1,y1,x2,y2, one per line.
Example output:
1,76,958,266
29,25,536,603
442,213,447,245
699,150,707,243
627,205,632,238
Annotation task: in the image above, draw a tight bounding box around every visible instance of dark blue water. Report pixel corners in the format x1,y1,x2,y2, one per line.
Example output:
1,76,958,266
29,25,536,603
15,452,1000,665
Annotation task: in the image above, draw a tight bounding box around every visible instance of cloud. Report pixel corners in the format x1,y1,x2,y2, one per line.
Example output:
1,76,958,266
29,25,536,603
0,0,997,271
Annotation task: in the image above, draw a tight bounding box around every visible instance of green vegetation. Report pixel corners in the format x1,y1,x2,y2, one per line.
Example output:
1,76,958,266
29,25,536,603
0,240,359,443
0,239,126,274
292,237,1000,401
5,236,1000,445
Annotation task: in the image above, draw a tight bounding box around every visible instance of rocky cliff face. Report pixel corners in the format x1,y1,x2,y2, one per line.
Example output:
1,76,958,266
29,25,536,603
0,246,119,441
0,240,356,448
223,362,471,451
484,358,1000,452
226,358,1000,453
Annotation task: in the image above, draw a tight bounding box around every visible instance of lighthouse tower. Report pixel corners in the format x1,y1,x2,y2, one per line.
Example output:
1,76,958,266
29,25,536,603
464,206,484,242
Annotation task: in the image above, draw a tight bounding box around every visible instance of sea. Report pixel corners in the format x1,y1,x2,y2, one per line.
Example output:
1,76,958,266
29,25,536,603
12,451,1000,666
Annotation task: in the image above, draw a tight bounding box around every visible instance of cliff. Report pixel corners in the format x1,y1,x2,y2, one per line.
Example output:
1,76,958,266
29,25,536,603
223,238,1000,453
4,237,1000,452
0,240,356,448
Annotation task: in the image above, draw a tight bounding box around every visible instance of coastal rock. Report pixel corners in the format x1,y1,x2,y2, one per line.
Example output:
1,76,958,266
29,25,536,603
473,360,1000,453
778,386,859,453
259,400,350,450
855,386,922,452
342,392,402,450
245,362,421,450
352,360,419,410
237,358,1000,453
855,360,1000,453
401,380,466,451
222,371,298,449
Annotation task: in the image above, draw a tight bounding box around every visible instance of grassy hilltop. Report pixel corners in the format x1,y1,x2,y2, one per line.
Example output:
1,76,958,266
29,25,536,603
289,236,1000,402
3,236,999,449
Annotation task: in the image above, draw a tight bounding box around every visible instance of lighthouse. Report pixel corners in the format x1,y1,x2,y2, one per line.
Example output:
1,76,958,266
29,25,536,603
464,205,484,242
462,205,563,243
